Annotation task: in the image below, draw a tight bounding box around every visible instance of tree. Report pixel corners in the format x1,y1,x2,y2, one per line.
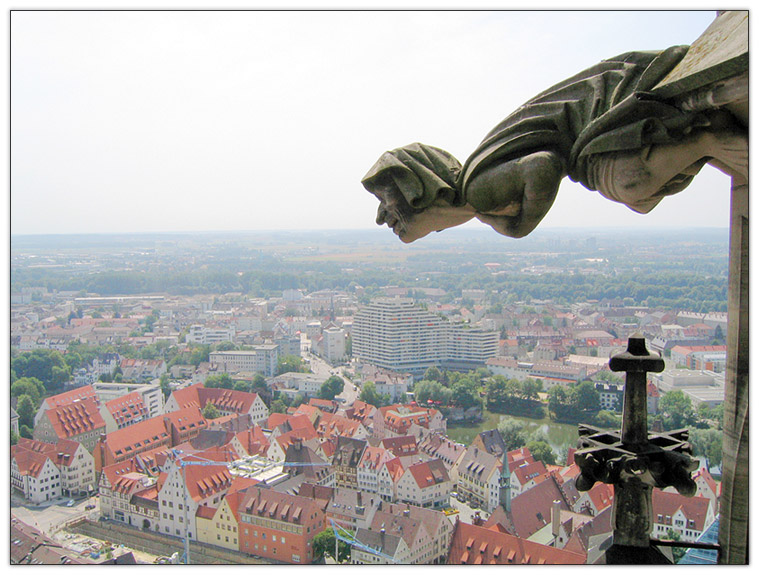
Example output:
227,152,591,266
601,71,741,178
202,403,220,420
423,366,446,384
450,380,482,410
520,378,543,401
573,381,601,414
290,393,306,408
526,440,557,466
277,354,307,375
413,380,452,406
16,394,36,429
497,417,527,452
11,377,45,406
359,381,390,408
11,430,19,445
214,341,237,352
690,428,723,469
205,373,235,389
594,410,622,429
658,390,697,430
12,349,70,392
312,529,351,563
160,373,172,399
319,376,345,400
269,399,288,414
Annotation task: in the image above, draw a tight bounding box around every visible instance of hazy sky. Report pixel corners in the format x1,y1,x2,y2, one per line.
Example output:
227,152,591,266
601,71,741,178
10,7,736,237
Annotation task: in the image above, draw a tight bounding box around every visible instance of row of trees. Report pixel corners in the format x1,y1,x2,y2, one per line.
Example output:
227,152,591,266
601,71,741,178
12,240,728,312
486,376,545,419
411,368,486,416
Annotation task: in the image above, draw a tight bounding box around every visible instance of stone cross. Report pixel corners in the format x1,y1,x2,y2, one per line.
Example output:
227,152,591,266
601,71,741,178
574,335,698,563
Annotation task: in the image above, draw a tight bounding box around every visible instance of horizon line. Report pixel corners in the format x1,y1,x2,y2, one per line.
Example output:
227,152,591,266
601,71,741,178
9,225,731,238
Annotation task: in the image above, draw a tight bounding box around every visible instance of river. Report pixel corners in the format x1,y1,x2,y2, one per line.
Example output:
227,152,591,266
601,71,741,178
446,410,582,460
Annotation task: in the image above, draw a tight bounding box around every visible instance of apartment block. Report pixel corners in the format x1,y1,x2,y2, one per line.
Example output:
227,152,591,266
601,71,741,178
210,346,279,378
353,298,497,375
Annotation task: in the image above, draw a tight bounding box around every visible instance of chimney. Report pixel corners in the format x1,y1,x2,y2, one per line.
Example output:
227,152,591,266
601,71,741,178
551,500,562,539
472,511,483,526
357,491,362,506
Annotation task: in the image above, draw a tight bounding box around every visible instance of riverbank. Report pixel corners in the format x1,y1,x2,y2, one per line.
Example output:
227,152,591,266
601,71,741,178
445,409,582,459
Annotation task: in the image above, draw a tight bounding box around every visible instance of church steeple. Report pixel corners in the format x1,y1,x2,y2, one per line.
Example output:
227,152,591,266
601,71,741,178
499,449,511,512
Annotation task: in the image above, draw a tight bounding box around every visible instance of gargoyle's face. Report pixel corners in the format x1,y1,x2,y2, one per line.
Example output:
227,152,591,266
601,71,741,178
373,183,474,243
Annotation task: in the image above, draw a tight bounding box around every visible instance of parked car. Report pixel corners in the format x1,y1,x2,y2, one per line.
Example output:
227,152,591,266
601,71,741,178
66,499,75,507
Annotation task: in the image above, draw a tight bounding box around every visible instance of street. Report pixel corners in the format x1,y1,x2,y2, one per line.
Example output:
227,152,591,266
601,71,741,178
304,350,359,407
447,493,490,526
11,492,100,535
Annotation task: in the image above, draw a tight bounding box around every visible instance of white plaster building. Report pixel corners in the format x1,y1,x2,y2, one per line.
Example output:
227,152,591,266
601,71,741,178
396,459,452,509
210,346,279,377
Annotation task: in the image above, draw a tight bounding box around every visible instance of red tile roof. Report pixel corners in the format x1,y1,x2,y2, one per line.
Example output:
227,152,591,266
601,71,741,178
101,459,148,490
198,387,260,415
379,404,440,434
448,522,585,565
105,391,148,427
275,426,319,452
507,475,571,539
46,397,106,440
171,383,261,416
407,459,449,488
653,490,712,532
12,448,52,478
195,505,217,519
43,385,98,410
513,460,548,487
163,406,208,436
380,435,418,457
585,482,614,513
315,412,362,440
358,445,392,471
104,414,171,459
235,425,270,457
383,457,405,482
237,487,321,526
14,437,82,468
184,464,234,502
343,400,376,424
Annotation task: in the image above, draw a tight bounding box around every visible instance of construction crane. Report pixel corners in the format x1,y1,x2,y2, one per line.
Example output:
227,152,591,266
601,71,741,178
172,450,395,565
170,449,235,565
170,450,317,564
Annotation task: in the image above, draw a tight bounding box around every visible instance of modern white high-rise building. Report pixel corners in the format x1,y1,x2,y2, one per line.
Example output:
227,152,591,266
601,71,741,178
352,298,498,375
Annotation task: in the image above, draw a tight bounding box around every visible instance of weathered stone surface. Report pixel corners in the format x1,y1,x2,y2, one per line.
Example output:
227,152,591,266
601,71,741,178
719,179,749,565
653,10,748,98
362,11,749,563
362,12,747,243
